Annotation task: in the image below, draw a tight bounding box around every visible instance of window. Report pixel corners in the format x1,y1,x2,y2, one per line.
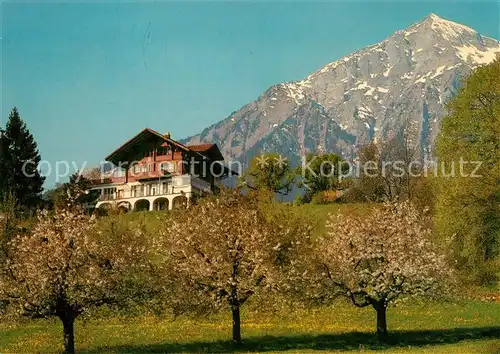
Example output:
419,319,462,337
102,187,116,200
160,161,177,174
132,163,151,174
131,185,144,197
113,168,125,178
157,146,170,156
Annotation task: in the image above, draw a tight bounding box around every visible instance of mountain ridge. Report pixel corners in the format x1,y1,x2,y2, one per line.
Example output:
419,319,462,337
181,13,500,164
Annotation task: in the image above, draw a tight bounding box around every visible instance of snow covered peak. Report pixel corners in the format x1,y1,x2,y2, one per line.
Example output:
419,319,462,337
422,13,478,40
417,13,500,67
303,14,497,82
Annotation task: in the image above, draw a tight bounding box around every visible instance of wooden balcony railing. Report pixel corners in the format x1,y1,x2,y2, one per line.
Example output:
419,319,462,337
95,175,212,201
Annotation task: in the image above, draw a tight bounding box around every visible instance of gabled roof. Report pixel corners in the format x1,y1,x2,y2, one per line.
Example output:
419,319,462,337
105,128,225,165
105,128,187,165
187,143,224,161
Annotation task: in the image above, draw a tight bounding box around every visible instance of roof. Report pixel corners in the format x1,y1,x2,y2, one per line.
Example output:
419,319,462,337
105,128,186,165
187,143,224,161
187,143,215,152
105,128,224,165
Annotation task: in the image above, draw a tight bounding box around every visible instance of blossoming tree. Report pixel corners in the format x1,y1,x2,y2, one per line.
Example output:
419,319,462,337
311,201,454,339
0,193,18,264
0,209,150,353
160,189,310,343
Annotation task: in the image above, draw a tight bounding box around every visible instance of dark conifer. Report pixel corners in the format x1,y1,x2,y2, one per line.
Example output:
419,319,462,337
0,107,45,209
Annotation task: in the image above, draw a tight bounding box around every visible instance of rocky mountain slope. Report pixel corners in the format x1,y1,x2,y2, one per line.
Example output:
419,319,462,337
181,14,500,164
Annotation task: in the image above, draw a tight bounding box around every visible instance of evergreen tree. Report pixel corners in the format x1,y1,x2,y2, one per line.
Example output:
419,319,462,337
0,107,45,209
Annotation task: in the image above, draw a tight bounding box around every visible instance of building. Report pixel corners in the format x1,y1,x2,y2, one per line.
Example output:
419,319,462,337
91,128,235,212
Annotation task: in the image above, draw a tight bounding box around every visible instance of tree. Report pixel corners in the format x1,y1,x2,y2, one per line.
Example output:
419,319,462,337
346,142,387,202
240,152,295,196
352,117,423,203
0,211,6,314
43,173,99,211
0,208,150,353
0,107,45,210
0,193,20,276
435,59,500,284
298,153,348,203
306,202,453,340
0,192,23,315
385,116,422,202
0,192,18,253
159,189,309,343
0,130,11,199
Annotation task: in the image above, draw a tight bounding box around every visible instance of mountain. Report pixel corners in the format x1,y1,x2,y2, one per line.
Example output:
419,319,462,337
181,14,500,165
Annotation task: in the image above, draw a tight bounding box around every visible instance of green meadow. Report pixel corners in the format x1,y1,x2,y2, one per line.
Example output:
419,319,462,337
2,203,499,353
2,299,499,353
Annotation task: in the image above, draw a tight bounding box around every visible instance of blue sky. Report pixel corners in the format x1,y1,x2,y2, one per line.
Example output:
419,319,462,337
1,1,499,187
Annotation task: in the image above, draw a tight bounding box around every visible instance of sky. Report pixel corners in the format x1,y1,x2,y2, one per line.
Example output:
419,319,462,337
1,1,499,187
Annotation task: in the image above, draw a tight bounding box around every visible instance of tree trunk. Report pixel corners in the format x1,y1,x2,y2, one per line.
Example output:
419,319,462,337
232,305,242,343
375,302,388,340
61,313,76,354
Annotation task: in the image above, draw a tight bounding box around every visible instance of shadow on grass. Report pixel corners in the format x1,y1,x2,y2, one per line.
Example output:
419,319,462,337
84,326,500,353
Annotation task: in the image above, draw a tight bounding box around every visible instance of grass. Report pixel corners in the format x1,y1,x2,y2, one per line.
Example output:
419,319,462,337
291,202,373,238
2,299,499,353
4,202,498,352
94,202,373,244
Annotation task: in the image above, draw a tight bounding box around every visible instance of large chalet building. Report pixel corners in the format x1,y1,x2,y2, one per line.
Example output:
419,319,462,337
91,128,235,212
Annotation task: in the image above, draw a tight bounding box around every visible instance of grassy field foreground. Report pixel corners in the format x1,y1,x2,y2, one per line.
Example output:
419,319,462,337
1,300,500,353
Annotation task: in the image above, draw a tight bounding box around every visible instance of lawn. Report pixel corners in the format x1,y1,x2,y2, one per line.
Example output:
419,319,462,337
290,202,373,238
1,300,499,353
3,202,498,353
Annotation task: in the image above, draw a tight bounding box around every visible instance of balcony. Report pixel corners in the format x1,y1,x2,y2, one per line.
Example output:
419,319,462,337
189,175,211,193
99,194,117,201
96,174,212,201
98,187,173,201
90,176,126,185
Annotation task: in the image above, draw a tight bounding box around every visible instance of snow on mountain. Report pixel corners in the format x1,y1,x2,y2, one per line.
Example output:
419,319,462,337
182,14,500,164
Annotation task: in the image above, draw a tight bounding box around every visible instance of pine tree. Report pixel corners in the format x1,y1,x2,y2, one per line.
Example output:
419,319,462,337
0,107,45,209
